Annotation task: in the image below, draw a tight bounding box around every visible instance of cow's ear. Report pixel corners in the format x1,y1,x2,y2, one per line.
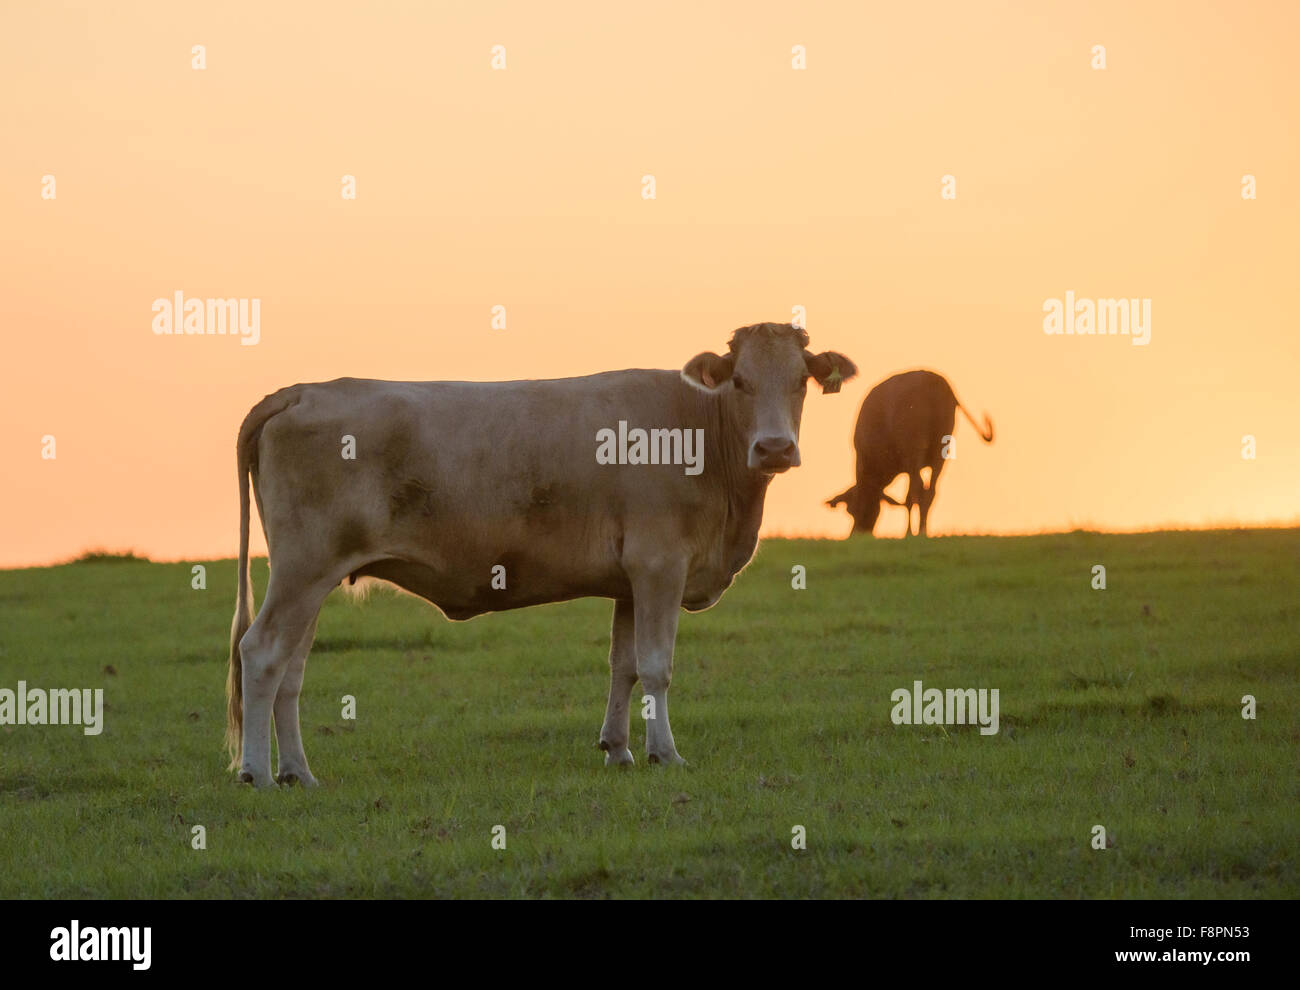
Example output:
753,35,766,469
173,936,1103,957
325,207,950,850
681,351,735,392
826,485,857,510
804,351,858,394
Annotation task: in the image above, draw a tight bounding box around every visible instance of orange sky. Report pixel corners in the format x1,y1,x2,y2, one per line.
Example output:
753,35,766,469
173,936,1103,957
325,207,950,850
2,0,1297,568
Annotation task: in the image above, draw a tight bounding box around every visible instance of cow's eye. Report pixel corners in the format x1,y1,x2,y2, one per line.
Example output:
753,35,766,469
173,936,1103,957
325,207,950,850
794,379,808,394
732,375,753,394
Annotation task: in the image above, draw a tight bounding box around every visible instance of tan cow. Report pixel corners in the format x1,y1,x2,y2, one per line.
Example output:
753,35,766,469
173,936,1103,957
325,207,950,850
227,322,856,787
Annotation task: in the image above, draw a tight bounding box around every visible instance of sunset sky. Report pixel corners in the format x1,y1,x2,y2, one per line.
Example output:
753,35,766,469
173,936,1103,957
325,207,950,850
2,0,1297,568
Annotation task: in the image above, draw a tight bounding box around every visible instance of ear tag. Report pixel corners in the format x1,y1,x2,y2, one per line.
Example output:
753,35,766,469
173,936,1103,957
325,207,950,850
821,366,843,394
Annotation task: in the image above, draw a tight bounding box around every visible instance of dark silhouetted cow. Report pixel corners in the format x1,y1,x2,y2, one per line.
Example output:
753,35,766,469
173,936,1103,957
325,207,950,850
826,369,992,537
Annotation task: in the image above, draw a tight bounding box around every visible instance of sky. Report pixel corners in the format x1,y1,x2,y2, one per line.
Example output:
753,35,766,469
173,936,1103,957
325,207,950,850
2,0,1297,568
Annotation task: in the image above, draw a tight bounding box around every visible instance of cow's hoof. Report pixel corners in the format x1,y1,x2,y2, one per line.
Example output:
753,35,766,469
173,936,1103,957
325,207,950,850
646,751,687,766
277,770,319,788
237,769,278,789
600,739,635,766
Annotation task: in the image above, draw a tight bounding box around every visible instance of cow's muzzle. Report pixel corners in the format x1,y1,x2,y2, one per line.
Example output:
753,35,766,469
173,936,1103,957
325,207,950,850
750,436,800,473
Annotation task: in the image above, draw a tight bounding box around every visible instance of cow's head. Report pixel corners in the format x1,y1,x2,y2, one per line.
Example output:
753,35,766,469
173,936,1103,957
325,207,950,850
681,323,857,474
826,484,902,536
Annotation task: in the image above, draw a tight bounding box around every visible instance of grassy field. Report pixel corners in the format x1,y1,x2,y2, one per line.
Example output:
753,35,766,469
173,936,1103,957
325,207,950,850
0,530,1295,898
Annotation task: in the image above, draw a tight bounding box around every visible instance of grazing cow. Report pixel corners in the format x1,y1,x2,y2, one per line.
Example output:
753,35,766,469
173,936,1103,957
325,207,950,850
826,369,992,537
227,322,856,786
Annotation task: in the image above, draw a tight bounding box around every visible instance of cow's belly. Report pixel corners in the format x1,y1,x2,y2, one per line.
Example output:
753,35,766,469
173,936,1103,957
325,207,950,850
352,542,631,620
353,536,748,618
336,480,754,619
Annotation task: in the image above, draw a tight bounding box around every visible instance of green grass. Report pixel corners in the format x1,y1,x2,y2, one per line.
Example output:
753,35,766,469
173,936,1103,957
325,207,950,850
0,530,1296,898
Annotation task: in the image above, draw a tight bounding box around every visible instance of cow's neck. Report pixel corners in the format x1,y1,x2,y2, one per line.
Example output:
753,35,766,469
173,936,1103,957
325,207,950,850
708,392,772,570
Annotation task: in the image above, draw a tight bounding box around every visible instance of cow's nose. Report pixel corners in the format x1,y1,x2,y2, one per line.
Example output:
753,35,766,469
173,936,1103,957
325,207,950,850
752,436,798,470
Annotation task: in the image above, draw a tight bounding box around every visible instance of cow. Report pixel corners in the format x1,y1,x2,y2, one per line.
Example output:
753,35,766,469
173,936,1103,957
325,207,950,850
226,322,856,787
826,369,992,537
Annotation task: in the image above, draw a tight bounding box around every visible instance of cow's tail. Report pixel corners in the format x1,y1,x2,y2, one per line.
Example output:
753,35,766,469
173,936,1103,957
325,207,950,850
226,388,298,769
955,396,994,444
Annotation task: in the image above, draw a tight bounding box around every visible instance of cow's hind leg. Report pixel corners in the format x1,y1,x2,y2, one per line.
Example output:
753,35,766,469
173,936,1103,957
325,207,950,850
238,572,334,788
598,598,637,767
627,558,689,766
904,471,924,537
919,460,945,537
273,615,320,786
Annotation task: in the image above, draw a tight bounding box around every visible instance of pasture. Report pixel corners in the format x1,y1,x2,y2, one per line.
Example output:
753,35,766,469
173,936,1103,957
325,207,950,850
0,530,1295,898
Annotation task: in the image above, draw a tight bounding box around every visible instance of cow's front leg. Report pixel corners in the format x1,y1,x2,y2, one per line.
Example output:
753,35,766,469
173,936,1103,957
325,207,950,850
629,559,689,766
599,598,638,767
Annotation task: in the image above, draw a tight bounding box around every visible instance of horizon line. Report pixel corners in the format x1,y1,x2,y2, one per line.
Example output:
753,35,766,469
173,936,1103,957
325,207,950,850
4,519,1299,573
